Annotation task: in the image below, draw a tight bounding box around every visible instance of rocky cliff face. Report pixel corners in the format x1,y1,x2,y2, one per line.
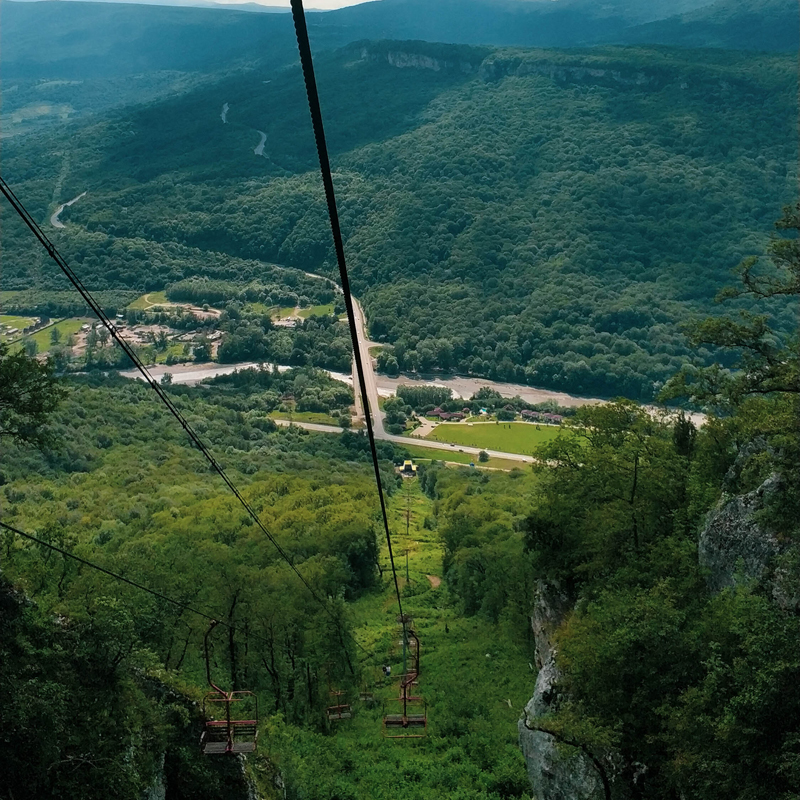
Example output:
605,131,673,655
699,472,787,594
517,581,605,800
519,442,797,799
358,45,481,74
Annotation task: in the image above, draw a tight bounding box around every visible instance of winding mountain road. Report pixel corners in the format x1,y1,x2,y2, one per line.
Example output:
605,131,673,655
50,191,87,228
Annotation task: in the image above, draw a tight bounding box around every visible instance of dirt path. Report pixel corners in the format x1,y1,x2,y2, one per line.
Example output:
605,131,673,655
426,575,442,588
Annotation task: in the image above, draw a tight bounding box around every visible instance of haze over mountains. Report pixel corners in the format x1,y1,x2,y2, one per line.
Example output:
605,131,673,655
3,0,797,81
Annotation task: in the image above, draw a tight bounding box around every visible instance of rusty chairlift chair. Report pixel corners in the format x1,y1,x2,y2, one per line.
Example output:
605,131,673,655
326,689,353,722
200,621,259,755
382,627,427,738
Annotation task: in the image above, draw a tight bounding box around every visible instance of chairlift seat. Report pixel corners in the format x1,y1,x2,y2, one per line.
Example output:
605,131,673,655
327,704,352,721
201,623,259,755
384,714,425,727
201,720,258,755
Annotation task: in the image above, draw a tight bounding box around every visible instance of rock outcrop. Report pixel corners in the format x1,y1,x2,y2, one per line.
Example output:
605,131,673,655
358,44,482,74
518,581,605,800
700,472,787,594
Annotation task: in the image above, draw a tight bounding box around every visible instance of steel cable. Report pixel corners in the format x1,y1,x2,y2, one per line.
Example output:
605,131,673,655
289,0,407,632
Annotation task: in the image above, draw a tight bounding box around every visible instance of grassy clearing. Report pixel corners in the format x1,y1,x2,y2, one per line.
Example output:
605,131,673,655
426,421,563,455
399,443,528,472
26,318,90,353
298,303,334,319
154,343,191,364
263,480,534,799
269,410,341,426
0,315,38,341
244,302,273,315
274,306,297,319
127,291,167,310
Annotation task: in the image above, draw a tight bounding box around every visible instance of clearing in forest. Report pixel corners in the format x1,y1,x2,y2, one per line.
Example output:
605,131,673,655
267,479,536,799
128,291,169,310
425,421,563,454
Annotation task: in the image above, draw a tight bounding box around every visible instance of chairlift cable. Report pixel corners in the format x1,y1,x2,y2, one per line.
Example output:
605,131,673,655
0,517,360,673
0,175,369,664
289,0,407,629
1,519,220,624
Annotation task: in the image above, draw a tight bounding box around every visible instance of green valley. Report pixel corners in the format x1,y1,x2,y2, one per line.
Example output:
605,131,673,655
3,40,796,399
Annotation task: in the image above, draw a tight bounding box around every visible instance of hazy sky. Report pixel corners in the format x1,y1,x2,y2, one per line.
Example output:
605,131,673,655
213,0,377,8
303,0,375,8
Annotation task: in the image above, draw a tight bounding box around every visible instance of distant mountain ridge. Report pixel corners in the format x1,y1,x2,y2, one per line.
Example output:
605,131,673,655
2,0,796,80
622,0,799,52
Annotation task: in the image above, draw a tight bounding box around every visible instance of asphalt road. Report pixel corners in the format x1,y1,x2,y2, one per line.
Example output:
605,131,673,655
351,298,386,438
50,191,87,228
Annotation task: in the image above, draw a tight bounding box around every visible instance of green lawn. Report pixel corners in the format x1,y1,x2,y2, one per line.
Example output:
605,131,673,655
127,291,168,310
297,303,334,319
155,342,191,364
26,317,90,353
425,421,564,454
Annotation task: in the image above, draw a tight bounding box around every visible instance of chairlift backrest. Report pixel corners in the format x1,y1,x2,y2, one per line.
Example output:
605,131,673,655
201,621,259,754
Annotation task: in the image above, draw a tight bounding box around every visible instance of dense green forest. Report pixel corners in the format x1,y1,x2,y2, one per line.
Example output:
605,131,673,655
4,41,796,399
3,303,798,799
431,212,800,798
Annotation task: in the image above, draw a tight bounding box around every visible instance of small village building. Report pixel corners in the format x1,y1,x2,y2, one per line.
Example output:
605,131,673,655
400,460,418,477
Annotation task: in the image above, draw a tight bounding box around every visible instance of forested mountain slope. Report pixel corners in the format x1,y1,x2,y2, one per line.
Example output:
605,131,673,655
4,41,795,399
621,0,799,53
